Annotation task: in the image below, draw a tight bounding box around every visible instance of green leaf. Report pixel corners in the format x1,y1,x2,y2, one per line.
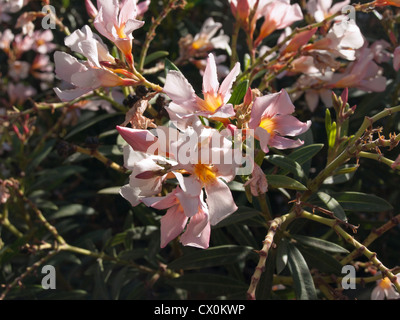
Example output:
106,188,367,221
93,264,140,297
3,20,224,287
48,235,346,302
168,245,254,270
228,80,248,106
64,112,122,140
30,165,87,191
98,186,121,194
265,155,306,180
292,235,349,254
266,174,308,191
317,191,347,222
328,122,337,148
244,53,251,70
288,144,324,165
167,273,247,297
226,224,259,248
276,238,289,274
323,164,358,185
287,243,317,300
143,50,169,66
331,192,393,212
26,139,56,174
213,206,264,228
47,204,96,220
297,244,343,275
227,181,245,192
164,58,181,78
325,108,332,136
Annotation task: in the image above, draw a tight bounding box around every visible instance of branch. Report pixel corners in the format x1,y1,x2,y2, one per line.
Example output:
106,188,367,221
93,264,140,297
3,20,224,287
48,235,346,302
247,211,297,299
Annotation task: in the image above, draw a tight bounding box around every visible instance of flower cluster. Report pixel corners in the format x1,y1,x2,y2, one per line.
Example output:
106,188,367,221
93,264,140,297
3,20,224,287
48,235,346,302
2,0,400,301
117,53,310,248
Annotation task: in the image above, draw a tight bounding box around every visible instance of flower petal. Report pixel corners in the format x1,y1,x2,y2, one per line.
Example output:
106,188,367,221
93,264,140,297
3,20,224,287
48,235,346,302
269,135,304,150
160,205,188,248
163,71,197,109
274,115,311,137
180,210,210,249
218,61,240,102
116,125,158,153
205,179,237,226
202,53,220,94
249,90,295,128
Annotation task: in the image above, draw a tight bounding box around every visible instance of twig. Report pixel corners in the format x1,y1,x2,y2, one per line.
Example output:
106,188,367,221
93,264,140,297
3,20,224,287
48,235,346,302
137,0,185,73
247,211,297,299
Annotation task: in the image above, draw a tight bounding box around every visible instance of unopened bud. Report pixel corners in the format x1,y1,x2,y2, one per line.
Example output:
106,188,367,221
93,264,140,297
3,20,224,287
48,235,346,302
85,0,98,19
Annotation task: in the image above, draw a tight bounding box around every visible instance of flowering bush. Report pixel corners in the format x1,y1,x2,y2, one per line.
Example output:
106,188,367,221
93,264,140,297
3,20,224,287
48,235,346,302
1,0,400,300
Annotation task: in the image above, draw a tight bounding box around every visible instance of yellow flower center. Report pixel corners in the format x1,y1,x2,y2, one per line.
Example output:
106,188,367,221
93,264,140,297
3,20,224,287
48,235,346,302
36,39,46,47
197,93,223,113
379,277,392,290
259,117,277,135
192,36,208,50
194,163,217,185
115,23,127,39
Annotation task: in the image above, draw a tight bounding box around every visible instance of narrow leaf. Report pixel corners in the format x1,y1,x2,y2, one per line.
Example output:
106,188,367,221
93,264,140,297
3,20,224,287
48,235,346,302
167,273,247,297
331,192,393,212
143,50,169,66
265,155,306,180
317,191,347,222
228,80,249,105
297,245,343,275
287,243,317,300
292,235,349,254
213,206,264,228
168,245,254,270
64,112,121,139
164,58,181,78
328,122,337,148
276,238,289,274
48,204,96,220
288,144,324,165
266,174,308,191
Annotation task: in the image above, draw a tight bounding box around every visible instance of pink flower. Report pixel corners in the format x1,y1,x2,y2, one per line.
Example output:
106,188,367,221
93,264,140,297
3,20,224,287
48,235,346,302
117,124,240,229
248,89,311,153
7,83,37,106
8,60,30,81
229,0,271,33
391,154,400,170
0,179,11,204
309,20,364,61
163,53,240,129
0,29,14,55
53,25,137,101
331,47,387,92
119,152,176,207
306,0,350,23
93,0,145,65
31,54,54,83
172,127,239,226
178,17,231,62
255,0,303,47
371,275,400,300
85,0,99,19
393,46,400,71
244,163,268,196
142,187,211,249
370,40,392,64
32,30,56,54
12,33,34,58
